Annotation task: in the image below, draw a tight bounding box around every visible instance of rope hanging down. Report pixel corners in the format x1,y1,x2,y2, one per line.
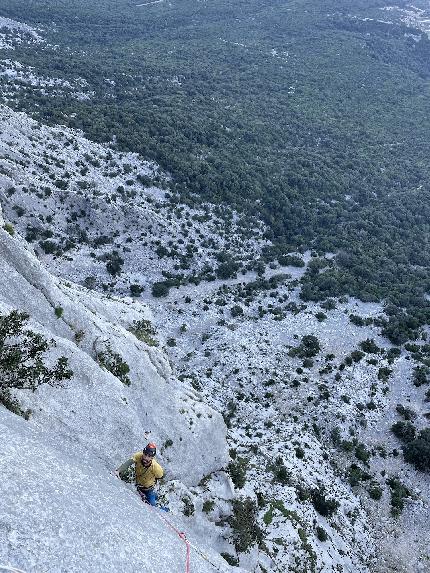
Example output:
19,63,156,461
146,503,191,573
113,473,228,572
145,503,229,573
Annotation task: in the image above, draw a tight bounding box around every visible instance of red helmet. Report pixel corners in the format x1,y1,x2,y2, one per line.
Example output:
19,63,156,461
143,442,156,457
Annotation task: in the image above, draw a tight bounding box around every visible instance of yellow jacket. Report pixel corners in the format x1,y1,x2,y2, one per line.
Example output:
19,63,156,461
132,451,164,489
117,452,164,488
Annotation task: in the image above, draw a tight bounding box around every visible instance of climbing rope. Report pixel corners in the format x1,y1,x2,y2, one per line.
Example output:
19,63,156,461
145,503,191,573
113,471,229,572
0,566,27,573
185,537,229,573
145,502,230,573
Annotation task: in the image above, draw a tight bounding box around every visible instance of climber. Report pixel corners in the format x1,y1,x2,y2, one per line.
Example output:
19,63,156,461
116,442,164,506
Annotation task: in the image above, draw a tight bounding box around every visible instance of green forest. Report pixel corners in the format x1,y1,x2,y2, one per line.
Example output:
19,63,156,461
2,0,430,342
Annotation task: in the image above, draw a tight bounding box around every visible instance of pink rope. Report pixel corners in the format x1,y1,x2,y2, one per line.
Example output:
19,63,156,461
147,503,191,573
113,473,191,572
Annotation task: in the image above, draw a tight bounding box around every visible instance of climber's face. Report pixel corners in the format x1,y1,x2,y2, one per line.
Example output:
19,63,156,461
142,452,153,466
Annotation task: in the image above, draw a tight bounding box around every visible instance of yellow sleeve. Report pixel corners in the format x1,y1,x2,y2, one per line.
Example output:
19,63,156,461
152,460,164,479
132,452,141,463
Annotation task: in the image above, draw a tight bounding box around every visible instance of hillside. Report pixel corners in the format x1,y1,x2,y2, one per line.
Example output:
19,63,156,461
0,6,430,573
0,99,429,572
3,0,430,338
0,201,233,572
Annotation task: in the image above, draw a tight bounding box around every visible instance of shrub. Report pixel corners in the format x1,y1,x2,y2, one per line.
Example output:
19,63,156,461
295,446,305,459
216,260,240,280
182,496,195,517
130,284,144,297
13,205,25,217
359,339,380,354
229,498,263,552
368,482,383,500
202,500,215,513
96,346,130,385
84,276,97,289
386,477,412,516
395,404,416,421
348,464,371,486
387,347,401,363
315,312,327,322
378,367,392,381
316,526,328,542
39,239,58,254
289,334,321,359
128,319,158,346
54,306,64,319
391,421,416,443
350,350,365,362
231,305,244,318
413,366,429,387
0,311,72,416
403,428,430,472
321,299,336,310
105,251,124,276
278,254,305,267
74,330,85,343
310,487,339,517
152,282,170,297
223,400,237,429
355,443,371,464
228,457,248,489
270,456,292,485
3,223,15,236
349,314,365,326
220,553,239,566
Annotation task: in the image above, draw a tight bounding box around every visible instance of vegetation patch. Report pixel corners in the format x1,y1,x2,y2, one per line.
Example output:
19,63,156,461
0,310,72,417
96,345,130,385
128,319,158,347
403,428,430,472
229,498,263,553
386,477,412,517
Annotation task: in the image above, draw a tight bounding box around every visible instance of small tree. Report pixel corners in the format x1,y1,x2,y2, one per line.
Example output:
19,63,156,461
310,487,339,517
230,305,244,318
0,310,73,416
403,428,430,472
391,421,416,443
152,282,170,298
229,498,263,553
289,334,321,359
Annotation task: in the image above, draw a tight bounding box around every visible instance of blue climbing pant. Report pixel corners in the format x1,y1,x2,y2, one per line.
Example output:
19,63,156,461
137,486,157,506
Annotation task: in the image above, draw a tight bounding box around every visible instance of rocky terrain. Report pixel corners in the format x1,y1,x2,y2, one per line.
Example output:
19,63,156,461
0,13,429,573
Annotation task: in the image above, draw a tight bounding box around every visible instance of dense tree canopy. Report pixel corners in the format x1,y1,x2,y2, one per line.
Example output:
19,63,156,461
2,0,430,339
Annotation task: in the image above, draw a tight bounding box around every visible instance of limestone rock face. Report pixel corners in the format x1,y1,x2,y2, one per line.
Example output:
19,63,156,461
0,406,233,573
0,226,228,485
